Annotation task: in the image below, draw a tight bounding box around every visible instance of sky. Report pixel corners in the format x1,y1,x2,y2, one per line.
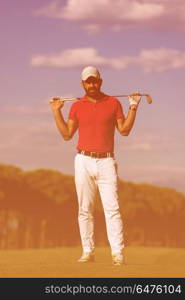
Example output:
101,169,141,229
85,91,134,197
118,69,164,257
0,0,185,193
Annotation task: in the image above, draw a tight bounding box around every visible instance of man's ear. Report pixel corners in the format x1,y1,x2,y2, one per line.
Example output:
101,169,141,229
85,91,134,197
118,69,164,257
99,79,103,87
81,81,85,88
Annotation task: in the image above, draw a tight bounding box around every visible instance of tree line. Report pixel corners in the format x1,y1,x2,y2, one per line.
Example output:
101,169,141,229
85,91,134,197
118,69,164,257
0,163,184,249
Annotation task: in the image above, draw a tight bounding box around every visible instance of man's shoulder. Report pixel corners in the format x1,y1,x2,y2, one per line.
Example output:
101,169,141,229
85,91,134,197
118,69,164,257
70,98,83,108
106,95,121,105
75,96,87,104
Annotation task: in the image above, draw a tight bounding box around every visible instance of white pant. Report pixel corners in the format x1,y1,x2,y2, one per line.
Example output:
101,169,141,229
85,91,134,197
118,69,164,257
74,153,124,254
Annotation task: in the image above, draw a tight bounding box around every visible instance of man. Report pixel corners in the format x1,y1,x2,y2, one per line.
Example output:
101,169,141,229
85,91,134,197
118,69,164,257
50,66,141,266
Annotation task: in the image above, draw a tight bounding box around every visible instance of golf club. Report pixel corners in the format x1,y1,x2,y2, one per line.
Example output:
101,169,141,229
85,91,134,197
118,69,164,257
50,94,153,104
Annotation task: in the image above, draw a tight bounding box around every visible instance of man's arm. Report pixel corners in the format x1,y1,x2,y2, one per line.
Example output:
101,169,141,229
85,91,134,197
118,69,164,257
50,98,78,140
116,93,141,136
116,105,137,136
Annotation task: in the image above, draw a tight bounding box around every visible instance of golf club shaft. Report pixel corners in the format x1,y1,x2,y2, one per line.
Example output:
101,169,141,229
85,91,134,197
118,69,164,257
50,94,153,104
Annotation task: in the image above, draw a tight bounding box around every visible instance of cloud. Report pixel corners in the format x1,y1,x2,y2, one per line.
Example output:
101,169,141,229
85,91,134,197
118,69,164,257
120,164,185,193
60,0,163,22
34,0,185,33
0,101,76,151
126,142,152,151
0,109,76,172
31,48,108,68
0,101,54,150
1,102,51,116
1,105,48,115
31,47,185,72
0,119,72,172
120,134,170,152
35,0,163,21
0,121,55,149
131,48,185,72
83,24,101,35
0,97,75,117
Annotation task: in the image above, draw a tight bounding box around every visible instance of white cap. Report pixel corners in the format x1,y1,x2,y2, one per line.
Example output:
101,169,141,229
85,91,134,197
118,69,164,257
81,66,101,81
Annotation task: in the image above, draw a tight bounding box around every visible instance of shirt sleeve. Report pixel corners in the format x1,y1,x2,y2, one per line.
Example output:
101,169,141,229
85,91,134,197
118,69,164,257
68,102,78,122
115,99,125,119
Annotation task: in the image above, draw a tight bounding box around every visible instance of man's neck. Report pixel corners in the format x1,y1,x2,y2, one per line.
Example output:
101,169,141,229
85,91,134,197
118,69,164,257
86,92,106,103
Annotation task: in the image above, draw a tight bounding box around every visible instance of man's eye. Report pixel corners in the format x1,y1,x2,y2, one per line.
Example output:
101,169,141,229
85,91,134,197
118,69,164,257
87,81,97,84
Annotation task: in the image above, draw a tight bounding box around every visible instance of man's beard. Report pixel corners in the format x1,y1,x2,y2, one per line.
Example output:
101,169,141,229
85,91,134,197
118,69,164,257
86,88,99,97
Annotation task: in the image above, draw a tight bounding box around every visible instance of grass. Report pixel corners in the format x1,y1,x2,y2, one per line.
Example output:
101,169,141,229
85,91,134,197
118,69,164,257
0,247,185,278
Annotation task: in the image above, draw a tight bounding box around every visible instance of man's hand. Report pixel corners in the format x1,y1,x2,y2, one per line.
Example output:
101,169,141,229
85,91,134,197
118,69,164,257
128,93,142,107
49,97,64,112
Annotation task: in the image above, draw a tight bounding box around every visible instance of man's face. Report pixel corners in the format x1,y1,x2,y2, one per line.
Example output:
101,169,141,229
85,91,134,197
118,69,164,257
82,76,102,97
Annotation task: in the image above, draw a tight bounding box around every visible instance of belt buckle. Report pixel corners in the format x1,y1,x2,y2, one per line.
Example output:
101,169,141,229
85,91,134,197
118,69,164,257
90,151,97,158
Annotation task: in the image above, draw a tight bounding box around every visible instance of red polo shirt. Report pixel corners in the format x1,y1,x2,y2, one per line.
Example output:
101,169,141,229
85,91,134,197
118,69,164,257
68,95,125,153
